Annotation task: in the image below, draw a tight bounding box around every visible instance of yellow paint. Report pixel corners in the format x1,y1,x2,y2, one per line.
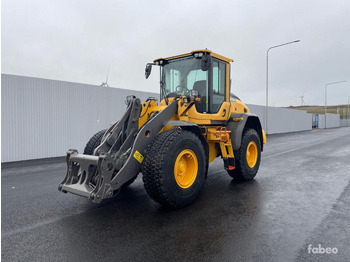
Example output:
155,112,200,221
174,149,198,188
219,141,234,158
208,142,219,162
206,127,234,162
133,150,144,163
139,100,159,128
232,117,243,122
179,101,231,123
228,99,250,116
191,49,233,62
246,141,258,168
139,50,266,167
154,49,233,63
262,130,267,145
226,63,230,101
136,96,261,165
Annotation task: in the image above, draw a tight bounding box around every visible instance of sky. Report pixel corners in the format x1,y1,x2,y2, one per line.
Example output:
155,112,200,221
2,0,350,107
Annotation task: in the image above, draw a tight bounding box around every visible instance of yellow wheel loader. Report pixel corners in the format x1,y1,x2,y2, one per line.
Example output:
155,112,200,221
58,49,266,208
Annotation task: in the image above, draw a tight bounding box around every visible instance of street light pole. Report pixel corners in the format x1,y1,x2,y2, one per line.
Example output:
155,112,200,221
324,81,347,128
266,40,300,134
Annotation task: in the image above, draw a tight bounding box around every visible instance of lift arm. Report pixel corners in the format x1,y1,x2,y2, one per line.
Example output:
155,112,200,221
58,97,178,203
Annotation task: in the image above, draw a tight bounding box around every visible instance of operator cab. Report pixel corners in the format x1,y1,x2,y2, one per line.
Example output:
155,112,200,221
147,50,233,114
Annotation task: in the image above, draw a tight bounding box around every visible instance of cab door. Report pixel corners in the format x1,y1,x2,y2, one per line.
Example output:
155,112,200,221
186,58,230,124
208,59,230,122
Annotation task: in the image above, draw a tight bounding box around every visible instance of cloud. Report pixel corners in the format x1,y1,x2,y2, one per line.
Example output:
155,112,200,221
2,0,349,106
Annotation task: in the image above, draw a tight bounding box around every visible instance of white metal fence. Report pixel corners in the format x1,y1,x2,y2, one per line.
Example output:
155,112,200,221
1,74,158,162
246,104,312,134
340,119,350,127
318,114,341,128
2,74,315,162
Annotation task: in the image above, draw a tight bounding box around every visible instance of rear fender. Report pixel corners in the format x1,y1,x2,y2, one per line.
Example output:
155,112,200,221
227,113,264,151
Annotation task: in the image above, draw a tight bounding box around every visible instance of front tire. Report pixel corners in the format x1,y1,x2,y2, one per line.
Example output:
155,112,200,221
84,129,137,188
227,128,261,181
83,129,106,155
142,129,206,208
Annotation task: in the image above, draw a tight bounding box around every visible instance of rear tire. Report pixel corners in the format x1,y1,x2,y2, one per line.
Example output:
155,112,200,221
84,129,137,188
227,128,261,181
142,129,206,208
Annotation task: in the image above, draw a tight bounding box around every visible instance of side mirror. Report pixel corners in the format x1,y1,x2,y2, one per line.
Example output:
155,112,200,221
201,53,212,71
145,63,153,79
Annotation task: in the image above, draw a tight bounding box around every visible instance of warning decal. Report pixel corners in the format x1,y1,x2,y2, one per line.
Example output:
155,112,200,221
133,150,144,163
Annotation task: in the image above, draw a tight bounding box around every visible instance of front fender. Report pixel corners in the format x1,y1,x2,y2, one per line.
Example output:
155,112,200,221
165,121,209,173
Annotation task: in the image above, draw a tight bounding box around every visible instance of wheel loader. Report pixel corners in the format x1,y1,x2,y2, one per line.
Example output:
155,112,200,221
58,49,266,207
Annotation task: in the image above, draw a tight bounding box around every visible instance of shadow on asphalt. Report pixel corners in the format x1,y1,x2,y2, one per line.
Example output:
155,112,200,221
55,176,264,260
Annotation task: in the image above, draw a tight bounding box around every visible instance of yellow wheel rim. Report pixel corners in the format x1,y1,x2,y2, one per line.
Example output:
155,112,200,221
246,141,258,168
174,149,198,189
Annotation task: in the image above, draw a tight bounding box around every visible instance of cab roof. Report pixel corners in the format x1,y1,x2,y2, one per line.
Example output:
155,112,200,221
153,49,234,63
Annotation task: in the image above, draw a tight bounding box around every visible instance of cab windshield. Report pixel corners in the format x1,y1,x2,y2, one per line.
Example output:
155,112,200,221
161,56,208,102
160,55,226,113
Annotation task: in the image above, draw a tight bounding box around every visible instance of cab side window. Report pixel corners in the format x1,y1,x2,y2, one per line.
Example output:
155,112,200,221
212,61,226,113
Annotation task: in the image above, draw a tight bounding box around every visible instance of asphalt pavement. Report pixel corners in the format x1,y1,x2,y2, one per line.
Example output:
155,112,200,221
2,127,350,262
